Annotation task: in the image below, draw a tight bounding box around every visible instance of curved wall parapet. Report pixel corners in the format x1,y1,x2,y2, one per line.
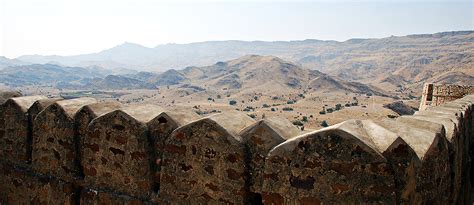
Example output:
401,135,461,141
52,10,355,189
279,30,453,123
0,91,472,204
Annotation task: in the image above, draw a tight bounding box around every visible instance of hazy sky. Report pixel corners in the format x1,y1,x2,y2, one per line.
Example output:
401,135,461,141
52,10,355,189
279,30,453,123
0,0,472,58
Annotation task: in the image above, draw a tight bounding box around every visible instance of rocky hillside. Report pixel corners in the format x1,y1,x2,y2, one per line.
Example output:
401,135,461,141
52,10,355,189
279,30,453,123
0,55,386,96
0,64,145,90
136,55,388,95
15,32,473,88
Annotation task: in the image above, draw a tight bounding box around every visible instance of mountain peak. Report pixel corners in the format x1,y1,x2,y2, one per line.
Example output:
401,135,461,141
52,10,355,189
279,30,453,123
113,42,149,49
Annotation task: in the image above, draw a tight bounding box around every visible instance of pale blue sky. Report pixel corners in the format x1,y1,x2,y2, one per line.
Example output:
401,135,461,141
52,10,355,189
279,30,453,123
0,0,472,58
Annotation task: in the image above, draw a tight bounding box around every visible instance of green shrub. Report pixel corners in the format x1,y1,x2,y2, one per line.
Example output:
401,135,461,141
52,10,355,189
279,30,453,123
292,120,304,126
321,120,329,127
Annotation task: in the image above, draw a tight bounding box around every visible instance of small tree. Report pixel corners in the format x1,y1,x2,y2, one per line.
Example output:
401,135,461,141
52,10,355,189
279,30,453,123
292,120,304,126
321,120,329,127
302,116,308,122
229,100,237,105
282,107,293,111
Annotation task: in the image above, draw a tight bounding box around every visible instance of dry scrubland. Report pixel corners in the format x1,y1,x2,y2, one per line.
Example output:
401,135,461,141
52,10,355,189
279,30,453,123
19,85,410,130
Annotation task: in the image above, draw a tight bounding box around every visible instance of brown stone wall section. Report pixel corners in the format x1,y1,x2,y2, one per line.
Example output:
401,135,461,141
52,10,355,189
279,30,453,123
330,119,420,204
146,109,200,193
82,104,163,199
0,90,23,148
75,102,123,139
159,111,255,204
0,93,472,204
74,101,123,180
410,109,469,204
0,96,47,165
420,83,474,111
376,118,451,204
0,90,22,104
28,97,64,122
80,188,153,205
32,97,97,181
262,121,396,204
417,95,474,204
0,163,78,204
240,116,300,198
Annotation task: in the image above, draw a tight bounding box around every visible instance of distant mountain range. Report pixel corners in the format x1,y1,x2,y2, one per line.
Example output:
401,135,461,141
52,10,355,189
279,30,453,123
1,30,473,93
0,55,388,96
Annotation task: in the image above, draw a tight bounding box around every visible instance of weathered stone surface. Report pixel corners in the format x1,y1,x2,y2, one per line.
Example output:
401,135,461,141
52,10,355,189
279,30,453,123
401,112,469,204
262,120,396,204
0,90,22,104
437,96,473,204
0,93,472,204
80,188,153,205
377,118,451,204
83,104,163,198
419,83,474,111
75,101,123,142
336,119,420,204
146,109,200,192
240,116,300,197
160,111,255,204
28,97,63,122
32,97,97,181
74,101,123,179
0,96,47,165
0,163,78,204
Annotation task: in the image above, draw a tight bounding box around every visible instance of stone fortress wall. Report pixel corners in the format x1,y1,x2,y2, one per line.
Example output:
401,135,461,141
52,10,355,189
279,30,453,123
0,84,473,204
419,83,474,111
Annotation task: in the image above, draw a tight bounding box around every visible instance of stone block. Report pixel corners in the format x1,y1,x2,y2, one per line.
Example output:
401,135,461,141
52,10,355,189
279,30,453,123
338,119,420,204
240,116,300,197
28,97,64,123
261,120,395,204
0,163,78,204
146,109,200,192
377,118,450,204
80,188,153,205
0,90,22,105
0,96,47,165
82,104,163,198
75,101,123,143
159,111,255,204
32,97,97,181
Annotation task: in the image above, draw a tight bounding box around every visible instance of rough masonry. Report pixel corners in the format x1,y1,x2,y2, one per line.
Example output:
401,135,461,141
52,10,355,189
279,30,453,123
0,83,473,204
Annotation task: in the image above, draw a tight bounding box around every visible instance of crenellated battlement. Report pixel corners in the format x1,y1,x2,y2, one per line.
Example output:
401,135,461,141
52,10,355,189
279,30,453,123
419,83,474,111
0,90,473,204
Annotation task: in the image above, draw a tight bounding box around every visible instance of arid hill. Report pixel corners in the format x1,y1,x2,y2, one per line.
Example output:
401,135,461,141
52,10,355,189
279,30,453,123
11,31,473,94
140,55,387,96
